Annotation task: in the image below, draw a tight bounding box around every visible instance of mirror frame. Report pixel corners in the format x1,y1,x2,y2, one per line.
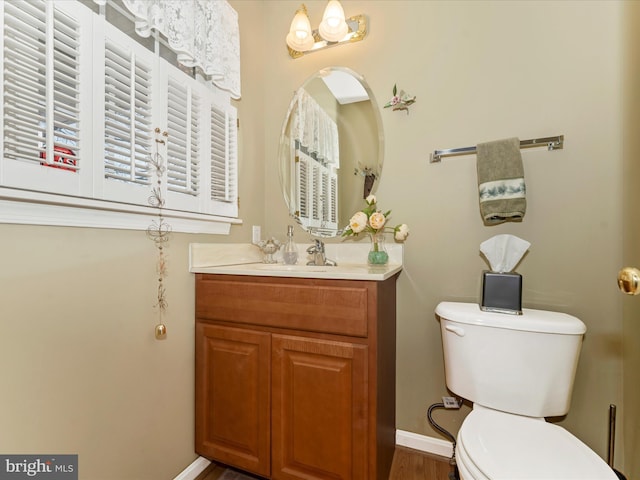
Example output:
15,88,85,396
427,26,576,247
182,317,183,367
277,66,384,237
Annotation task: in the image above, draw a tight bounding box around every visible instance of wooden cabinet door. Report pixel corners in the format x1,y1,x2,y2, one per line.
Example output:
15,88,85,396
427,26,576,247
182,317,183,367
271,334,368,480
195,323,271,477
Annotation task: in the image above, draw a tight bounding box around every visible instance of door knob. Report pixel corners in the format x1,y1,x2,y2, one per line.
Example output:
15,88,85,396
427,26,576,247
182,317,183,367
617,267,640,295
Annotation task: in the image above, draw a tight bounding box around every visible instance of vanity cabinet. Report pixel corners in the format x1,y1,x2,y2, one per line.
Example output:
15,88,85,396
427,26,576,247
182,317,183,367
195,273,399,480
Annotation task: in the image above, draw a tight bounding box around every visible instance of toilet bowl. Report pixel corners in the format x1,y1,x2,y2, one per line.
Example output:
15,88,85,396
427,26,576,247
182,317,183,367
456,405,617,479
435,302,617,480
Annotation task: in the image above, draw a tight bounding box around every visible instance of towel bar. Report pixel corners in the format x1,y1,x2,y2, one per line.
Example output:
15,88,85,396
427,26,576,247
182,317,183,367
430,135,564,163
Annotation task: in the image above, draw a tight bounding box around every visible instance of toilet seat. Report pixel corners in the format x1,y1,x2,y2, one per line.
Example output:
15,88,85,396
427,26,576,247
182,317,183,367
456,406,618,480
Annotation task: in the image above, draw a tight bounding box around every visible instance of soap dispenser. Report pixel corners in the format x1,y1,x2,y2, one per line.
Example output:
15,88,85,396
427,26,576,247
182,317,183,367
283,225,299,265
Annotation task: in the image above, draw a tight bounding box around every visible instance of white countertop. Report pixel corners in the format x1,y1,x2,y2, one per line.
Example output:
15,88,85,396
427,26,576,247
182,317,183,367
189,242,403,281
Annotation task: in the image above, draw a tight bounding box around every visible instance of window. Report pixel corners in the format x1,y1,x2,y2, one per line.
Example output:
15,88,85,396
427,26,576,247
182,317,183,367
0,0,239,233
294,144,338,231
285,89,339,232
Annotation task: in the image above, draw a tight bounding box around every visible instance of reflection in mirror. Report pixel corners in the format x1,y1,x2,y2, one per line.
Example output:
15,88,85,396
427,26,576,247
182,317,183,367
278,67,383,237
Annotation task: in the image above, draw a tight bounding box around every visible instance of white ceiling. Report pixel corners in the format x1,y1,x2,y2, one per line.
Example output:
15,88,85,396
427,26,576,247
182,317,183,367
320,70,369,105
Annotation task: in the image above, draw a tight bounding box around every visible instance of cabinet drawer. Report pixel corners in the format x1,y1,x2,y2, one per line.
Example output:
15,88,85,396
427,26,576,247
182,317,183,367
196,275,370,337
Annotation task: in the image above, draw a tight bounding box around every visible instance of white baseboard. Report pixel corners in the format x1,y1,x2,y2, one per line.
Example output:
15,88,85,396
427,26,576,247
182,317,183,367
174,434,452,479
173,456,212,480
396,430,454,458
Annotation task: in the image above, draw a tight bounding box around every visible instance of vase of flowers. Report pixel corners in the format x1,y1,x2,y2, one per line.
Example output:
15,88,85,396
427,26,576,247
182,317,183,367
342,195,409,266
367,230,389,265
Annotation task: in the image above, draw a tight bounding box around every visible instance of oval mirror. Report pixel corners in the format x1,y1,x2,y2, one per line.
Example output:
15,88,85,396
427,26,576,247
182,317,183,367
278,67,383,237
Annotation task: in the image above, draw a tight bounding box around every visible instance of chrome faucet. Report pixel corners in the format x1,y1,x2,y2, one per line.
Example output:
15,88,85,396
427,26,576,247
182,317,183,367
306,239,337,266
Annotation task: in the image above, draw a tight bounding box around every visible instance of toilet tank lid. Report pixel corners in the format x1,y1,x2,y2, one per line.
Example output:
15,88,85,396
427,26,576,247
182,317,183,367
436,302,586,335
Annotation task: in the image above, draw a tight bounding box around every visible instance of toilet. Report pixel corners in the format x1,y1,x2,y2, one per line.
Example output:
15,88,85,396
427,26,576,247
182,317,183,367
436,301,618,480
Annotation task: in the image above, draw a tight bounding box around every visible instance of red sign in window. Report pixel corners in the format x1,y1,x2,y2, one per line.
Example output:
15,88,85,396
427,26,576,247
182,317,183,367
39,146,77,172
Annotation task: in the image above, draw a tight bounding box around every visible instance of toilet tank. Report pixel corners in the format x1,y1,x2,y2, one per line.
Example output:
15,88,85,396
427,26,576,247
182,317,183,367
436,302,586,418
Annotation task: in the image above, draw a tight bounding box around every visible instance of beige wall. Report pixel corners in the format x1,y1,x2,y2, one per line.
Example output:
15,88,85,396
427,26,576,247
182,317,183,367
0,226,201,478
338,99,380,222
0,1,636,478
0,2,265,479
259,0,631,472
622,2,640,478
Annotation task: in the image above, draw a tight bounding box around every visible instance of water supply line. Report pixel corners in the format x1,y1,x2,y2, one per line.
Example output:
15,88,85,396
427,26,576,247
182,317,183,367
427,397,461,480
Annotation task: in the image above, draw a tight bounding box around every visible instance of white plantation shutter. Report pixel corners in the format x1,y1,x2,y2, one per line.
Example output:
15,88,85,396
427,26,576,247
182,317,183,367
320,169,338,229
0,0,239,232
294,147,338,230
2,0,88,196
296,149,322,229
102,26,154,204
51,7,81,167
296,152,309,222
321,170,329,223
167,77,200,197
210,100,238,217
311,162,320,223
329,174,338,226
165,68,239,217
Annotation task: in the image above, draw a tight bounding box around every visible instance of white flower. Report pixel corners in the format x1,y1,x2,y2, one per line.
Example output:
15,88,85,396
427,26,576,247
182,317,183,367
369,211,387,230
394,224,409,241
349,211,368,233
342,196,409,246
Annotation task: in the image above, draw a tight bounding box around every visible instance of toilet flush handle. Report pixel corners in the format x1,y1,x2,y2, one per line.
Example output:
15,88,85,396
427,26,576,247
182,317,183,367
445,324,465,337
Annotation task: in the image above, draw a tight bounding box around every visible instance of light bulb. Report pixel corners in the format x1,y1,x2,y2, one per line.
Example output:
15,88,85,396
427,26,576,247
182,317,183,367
319,0,348,42
286,5,314,52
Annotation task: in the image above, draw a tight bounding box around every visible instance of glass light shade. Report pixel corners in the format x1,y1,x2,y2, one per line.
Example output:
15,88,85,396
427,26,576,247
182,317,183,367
319,0,348,42
286,7,314,52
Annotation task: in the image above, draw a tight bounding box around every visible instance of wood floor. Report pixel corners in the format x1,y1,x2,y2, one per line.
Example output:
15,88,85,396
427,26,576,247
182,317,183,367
197,446,455,480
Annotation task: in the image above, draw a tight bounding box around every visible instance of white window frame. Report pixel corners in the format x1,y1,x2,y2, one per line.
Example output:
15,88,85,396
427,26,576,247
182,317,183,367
0,0,240,234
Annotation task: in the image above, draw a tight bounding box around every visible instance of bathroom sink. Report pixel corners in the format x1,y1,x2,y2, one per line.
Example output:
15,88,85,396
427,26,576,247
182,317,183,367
252,263,335,272
189,243,404,281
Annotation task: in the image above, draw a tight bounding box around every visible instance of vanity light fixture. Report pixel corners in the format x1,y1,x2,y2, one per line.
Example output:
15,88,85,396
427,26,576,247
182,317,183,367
286,1,367,59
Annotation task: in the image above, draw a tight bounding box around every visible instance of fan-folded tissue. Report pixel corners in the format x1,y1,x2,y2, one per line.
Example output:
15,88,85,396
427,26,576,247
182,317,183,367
480,234,530,314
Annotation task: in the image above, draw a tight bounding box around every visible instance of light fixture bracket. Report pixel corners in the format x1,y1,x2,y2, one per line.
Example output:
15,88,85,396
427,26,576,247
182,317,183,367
287,14,367,59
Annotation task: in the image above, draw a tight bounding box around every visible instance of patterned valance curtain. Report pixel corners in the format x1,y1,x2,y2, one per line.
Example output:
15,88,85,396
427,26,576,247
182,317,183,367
291,89,339,167
95,0,241,99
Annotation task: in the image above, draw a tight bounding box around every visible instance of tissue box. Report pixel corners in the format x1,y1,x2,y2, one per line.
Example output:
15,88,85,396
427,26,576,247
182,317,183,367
481,271,522,315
